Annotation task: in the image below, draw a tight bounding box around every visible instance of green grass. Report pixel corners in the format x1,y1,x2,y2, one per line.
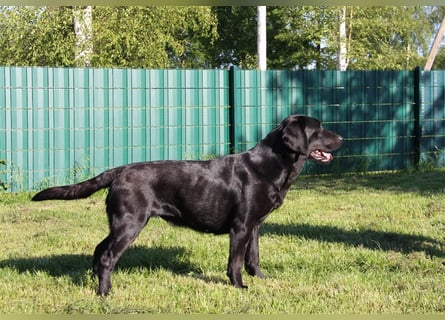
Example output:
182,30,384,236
0,170,444,314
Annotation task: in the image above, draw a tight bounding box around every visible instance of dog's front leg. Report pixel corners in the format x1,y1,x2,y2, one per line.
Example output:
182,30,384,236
227,223,251,289
244,225,266,278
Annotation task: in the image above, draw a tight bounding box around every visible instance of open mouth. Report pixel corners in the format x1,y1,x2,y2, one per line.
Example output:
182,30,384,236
309,150,333,164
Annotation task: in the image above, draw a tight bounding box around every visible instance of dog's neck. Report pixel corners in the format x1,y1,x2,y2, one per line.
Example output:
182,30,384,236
244,130,304,191
259,127,299,161
261,127,310,190
261,127,290,155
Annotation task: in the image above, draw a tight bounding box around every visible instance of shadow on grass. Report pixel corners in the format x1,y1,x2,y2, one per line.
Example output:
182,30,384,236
2,224,443,290
294,169,445,195
0,245,202,287
262,222,445,258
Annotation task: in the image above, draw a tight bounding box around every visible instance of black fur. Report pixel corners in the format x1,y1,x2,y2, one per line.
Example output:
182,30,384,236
32,115,342,295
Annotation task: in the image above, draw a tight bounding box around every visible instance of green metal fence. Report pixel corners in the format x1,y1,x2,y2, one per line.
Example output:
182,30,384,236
421,70,445,168
231,68,419,174
0,68,230,190
0,66,444,191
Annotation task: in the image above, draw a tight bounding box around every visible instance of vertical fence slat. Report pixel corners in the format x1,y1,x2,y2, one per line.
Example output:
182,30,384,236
0,67,6,182
229,66,241,153
414,67,423,168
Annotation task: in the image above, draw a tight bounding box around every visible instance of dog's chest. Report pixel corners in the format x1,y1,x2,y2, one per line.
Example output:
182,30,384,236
247,186,285,219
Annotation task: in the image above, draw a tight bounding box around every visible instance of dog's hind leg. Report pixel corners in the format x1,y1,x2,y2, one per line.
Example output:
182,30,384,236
92,235,114,295
93,212,149,296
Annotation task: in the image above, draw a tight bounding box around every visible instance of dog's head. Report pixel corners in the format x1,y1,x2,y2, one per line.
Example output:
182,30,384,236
280,115,343,165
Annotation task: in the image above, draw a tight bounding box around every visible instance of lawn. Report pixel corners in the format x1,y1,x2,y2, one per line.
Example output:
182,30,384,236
0,170,444,314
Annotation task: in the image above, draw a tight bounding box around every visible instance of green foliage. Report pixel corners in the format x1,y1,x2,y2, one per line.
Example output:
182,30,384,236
91,7,218,68
209,7,258,69
0,160,8,191
0,171,444,313
345,7,433,70
0,6,218,68
0,160,24,192
419,146,445,171
0,7,75,66
0,6,439,70
432,47,445,69
66,158,92,184
266,6,434,70
211,6,435,70
268,6,339,69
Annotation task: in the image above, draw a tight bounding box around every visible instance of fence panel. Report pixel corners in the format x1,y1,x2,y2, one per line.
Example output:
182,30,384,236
336,70,416,173
1,67,445,191
421,70,445,167
0,67,230,190
231,68,417,174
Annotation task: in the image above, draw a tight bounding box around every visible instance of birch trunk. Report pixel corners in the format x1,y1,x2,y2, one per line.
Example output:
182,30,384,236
337,6,348,71
257,6,267,71
74,6,93,67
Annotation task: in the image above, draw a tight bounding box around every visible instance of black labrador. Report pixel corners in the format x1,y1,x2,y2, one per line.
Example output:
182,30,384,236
32,115,342,295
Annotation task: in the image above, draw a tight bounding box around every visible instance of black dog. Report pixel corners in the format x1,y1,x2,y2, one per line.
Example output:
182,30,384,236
32,115,342,295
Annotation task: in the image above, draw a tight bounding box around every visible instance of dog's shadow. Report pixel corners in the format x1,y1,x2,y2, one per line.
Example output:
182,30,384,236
0,245,215,288
2,225,443,290
262,223,445,258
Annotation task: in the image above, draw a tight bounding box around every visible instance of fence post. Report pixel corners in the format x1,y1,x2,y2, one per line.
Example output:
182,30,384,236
229,66,241,154
413,66,423,168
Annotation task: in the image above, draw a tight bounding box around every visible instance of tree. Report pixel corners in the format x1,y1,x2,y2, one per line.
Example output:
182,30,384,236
344,7,433,70
337,6,348,70
267,6,434,71
0,6,218,68
267,6,338,69
425,7,445,70
90,7,218,68
0,6,439,70
0,6,75,66
222,6,434,70
432,47,445,69
74,6,93,67
209,7,257,68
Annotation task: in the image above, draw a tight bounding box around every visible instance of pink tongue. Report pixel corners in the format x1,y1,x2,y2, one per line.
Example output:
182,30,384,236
323,152,333,160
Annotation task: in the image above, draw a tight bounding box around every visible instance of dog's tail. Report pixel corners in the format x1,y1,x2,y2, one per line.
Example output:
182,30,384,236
32,167,124,201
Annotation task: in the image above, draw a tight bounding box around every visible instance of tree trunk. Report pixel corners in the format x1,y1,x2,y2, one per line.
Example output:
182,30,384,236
424,14,445,71
74,6,93,67
337,6,348,71
257,6,267,71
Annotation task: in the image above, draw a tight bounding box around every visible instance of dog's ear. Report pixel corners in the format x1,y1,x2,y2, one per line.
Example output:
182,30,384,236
281,116,308,155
